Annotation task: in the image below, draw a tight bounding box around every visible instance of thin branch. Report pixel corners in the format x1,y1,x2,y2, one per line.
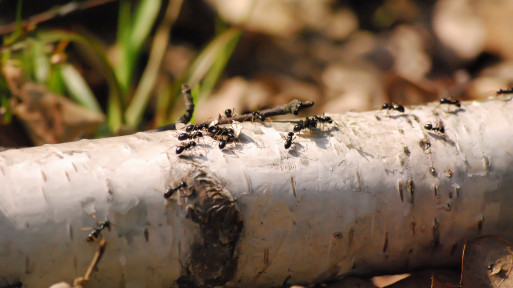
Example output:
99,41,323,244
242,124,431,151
216,99,314,125
0,0,117,36
148,98,314,132
176,84,194,124
73,239,107,288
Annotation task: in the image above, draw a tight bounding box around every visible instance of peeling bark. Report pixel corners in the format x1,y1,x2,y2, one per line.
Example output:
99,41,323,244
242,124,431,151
1,97,513,287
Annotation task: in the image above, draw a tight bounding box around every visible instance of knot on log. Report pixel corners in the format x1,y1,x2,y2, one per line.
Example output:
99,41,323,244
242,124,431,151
176,172,243,287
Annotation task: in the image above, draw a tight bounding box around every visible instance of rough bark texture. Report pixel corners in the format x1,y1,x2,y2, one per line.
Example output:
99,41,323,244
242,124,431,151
1,97,513,287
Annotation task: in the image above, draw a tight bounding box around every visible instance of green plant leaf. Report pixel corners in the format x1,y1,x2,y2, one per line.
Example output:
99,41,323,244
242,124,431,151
3,0,24,46
36,29,123,132
125,0,183,129
157,27,242,125
114,0,162,100
30,40,50,83
60,63,102,113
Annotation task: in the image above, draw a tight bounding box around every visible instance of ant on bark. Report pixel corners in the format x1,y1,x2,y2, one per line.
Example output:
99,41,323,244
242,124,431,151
424,122,445,134
176,141,197,154
439,98,461,108
382,103,405,113
82,214,112,242
177,131,203,141
164,181,187,199
497,88,513,95
284,132,296,149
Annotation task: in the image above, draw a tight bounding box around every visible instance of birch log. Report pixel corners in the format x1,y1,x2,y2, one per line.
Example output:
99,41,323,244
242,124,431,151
1,97,513,288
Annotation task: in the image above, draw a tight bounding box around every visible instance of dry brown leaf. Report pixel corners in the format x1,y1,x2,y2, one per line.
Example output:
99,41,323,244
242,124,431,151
11,83,104,145
206,0,301,37
461,236,513,288
432,0,486,60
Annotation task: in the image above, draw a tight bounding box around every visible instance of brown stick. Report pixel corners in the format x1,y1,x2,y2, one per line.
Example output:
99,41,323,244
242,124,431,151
0,0,117,36
176,84,194,124
72,239,107,288
149,99,314,132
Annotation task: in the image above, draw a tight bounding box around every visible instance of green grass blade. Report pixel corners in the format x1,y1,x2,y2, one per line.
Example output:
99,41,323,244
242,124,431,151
114,0,162,103
31,40,50,83
60,63,102,113
197,29,241,101
125,0,182,129
0,72,12,123
47,63,66,95
130,0,162,53
36,29,123,132
157,28,242,125
3,0,23,46
186,28,242,87
114,0,132,95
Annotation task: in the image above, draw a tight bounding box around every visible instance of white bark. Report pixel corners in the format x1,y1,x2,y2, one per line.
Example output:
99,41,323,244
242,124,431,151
1,97,513,287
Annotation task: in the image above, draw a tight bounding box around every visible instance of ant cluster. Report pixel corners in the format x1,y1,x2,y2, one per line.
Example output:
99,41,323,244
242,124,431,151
174,119,242,154
207,125,238,149
86,219,111,242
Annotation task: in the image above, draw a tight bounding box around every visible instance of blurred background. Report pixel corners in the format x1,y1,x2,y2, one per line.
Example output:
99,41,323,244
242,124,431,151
1,0,513,147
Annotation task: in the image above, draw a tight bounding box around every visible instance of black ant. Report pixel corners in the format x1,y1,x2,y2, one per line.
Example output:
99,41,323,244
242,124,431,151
217,129,237,150
293,117,317,133
382,103,405,113
497,88,513,94
177,131,203,141
185,123,208,132
284,132,296,149
424,122,445,134
164,181,187,199
224,108,235,118
83,216,112,242
439,98,461,108
314,114,333,124
176,141,197,154
252,111,266,121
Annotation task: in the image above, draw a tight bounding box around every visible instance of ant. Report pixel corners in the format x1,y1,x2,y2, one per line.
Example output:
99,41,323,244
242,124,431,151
497,88,513,95
185,123,208,132
382,103,405,113
164,181,187,199
224,108,237,118
177,131,203,141
293,117,317,133
252,111,266,121
83,215,112,242
439,98,461,108
424,122,445,134
284,132,296,149
314,114,333,124
176,141,197,154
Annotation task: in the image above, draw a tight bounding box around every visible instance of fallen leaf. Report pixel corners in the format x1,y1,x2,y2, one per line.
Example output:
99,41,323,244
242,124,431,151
461,236,513,288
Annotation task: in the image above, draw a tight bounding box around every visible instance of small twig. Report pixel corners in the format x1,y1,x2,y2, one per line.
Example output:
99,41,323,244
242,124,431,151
72,239,107,288
217,99,314,125
0,0,117,36
177,84,194,124
148,84,193,132
148,99,314,132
